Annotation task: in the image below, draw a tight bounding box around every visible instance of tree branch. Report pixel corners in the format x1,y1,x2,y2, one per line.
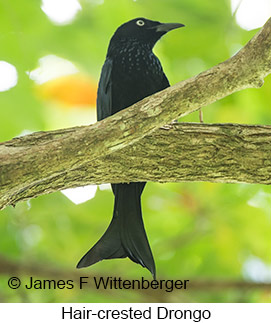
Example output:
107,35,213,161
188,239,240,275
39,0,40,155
1,123,271,209
1,18,271,209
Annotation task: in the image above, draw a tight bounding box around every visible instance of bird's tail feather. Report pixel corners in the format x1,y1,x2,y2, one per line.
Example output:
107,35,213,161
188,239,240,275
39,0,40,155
76,183,156,278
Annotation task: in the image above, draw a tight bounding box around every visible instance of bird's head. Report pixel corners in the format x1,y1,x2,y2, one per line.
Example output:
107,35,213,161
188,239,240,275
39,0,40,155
110,17,185,48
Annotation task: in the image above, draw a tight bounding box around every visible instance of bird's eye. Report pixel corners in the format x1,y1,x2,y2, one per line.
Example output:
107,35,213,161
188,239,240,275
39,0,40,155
136,20,145,27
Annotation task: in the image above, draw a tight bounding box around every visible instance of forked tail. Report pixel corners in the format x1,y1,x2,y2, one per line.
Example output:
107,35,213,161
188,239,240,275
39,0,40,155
76,182,156,278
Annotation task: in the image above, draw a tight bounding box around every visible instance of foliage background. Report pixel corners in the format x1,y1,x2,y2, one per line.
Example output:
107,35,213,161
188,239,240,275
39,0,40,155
0,0,271,302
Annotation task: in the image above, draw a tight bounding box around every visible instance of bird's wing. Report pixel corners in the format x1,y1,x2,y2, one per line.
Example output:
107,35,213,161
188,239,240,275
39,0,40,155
96,58,113,121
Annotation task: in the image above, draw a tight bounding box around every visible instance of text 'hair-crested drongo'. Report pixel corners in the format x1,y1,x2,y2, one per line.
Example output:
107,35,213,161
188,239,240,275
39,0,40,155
77,18,184,278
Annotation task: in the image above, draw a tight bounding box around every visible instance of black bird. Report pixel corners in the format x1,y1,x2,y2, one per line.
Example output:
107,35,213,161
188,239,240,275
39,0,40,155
77,18,184,278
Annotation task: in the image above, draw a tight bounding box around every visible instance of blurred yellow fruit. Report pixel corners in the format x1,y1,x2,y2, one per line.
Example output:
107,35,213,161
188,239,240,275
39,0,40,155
36,73,97,108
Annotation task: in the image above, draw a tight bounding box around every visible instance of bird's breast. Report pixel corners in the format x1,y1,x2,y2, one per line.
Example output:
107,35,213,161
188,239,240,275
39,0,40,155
116,48,162,76
109,44,166,113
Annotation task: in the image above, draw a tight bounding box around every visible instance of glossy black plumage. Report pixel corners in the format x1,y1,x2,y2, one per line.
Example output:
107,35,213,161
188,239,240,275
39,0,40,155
77,18,184,278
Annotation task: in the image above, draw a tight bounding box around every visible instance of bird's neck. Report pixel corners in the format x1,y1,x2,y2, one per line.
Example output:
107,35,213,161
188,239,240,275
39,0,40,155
107,38,154,57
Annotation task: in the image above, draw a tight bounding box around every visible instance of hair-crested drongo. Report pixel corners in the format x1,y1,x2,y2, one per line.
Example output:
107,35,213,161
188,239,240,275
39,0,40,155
77,18,184,278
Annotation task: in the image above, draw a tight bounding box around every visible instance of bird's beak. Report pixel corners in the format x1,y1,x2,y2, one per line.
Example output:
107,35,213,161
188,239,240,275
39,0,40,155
155,22,185,33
